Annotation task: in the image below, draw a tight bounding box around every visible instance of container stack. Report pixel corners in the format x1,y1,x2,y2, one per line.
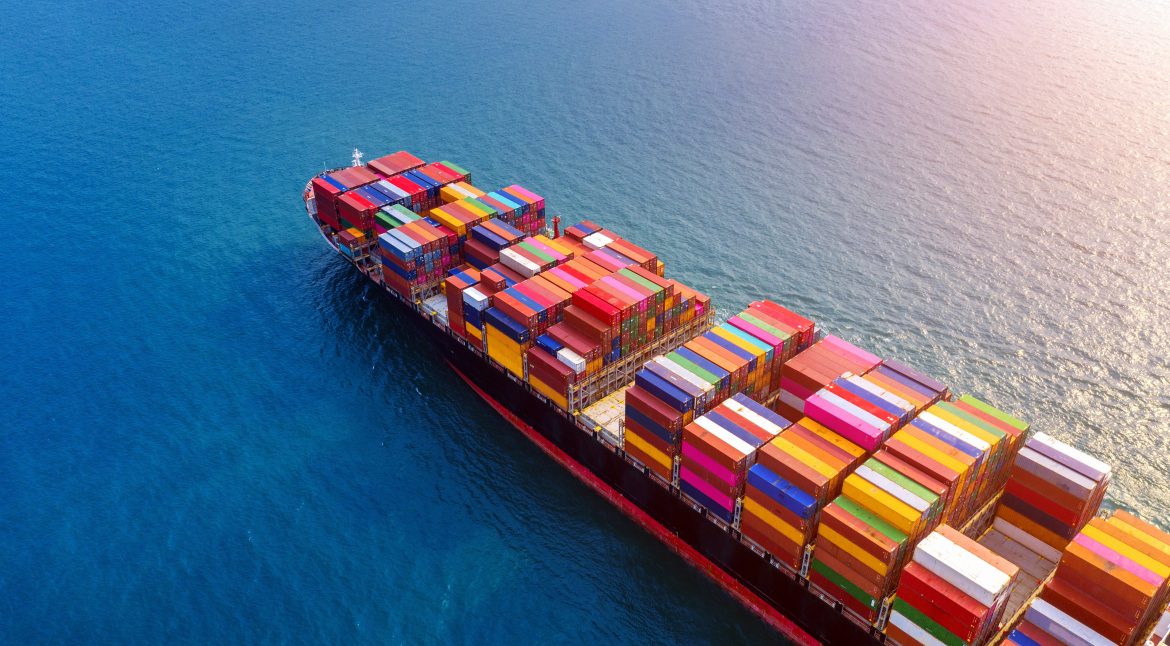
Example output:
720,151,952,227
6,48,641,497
526,340,579,410
337,179,394,232
810,452,950,622
1009,510,1170,646
428,197,498,243
562,221,662,275
678,395,789,523
438,180,484,204
470,221,709,397
773,336,881,424
484,274,576,379
894,399,1027,525
444,267,480,338
312,152,472,234
485,185,545,236
367,151,426,179
992,432,1111,554
461,285,490,349
374,204,422,236
377,219,459,299
729,300,816,393
950,395,1029,495
421,161,470,191
740,416,867,568
311,165,383,231
619,299,814,476
401,167,455,212
484,306,532,379
475,189,540,237
571,265,704,366
464,219,525,269
802,372,919,453
500,236,570,278
336,228,369,260
864,360,949,413
623,381,688,481
886,525,1019,646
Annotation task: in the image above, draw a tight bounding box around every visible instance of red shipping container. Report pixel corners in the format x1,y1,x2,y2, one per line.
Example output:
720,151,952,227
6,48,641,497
625,418,675,456
387,175,426,207
368,151,424,177
740,509,803,564
626,385,683,432
898,562,986,641
330,165,380,188
1040,577,1136,643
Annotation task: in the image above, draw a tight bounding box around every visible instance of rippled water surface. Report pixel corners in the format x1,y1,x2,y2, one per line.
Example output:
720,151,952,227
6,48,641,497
2,0,1169,642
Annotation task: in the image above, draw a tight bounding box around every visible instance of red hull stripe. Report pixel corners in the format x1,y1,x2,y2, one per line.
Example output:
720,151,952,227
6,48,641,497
448,360,820,646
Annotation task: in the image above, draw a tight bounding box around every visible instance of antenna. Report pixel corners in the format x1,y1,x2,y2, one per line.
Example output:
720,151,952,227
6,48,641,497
352,148,363,167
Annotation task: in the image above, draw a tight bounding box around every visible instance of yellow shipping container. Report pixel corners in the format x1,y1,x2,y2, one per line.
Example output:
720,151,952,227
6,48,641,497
1082,521,1170,578
429,207,468,237
842,475,920,536
800,418,866,463
465,322,483,340
772,437,839,481
440,185,467,204
529,373,568,410
818,524,890,575
485,324,525,378
625,431,672,472
458,197,493,219
743,496,806,546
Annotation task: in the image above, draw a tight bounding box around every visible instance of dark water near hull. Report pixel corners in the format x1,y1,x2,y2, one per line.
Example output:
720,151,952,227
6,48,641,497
2,0,1168,642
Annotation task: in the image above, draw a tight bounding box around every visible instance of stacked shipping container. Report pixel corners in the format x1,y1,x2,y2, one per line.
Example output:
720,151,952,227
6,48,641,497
621,302,814,483
679,395,791,523
377,219,459,299
803,372,919,453
773,336,882,422
741,417,867,568
1009,510,1170,645
810,449,952,622
887,525,1019,646
991,432,1111,554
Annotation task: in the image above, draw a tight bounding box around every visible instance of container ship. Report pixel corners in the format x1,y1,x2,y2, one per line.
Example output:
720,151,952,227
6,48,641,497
304,150,1170,646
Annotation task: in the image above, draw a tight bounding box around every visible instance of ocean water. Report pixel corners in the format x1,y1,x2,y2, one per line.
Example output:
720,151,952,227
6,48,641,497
2,0,1169,642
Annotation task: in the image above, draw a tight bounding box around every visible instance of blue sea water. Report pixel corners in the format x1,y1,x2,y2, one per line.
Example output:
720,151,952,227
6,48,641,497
2,0,1169,642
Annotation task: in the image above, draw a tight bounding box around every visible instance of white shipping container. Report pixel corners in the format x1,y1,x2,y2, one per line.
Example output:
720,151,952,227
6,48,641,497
914,533,1010,607
1015,447,1096,498
845,375,913,414
463,287,490,310
918,411,992,454
1025,599,1113,646
500,248,540,278
856,465,930,513
655,357,714,395
582,231,614,250
1030,432,1111,482
818,389,890,433
778,389,805,413
692,416,754,458
556,348,586,374
888,610,948,646
722,399,785,438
